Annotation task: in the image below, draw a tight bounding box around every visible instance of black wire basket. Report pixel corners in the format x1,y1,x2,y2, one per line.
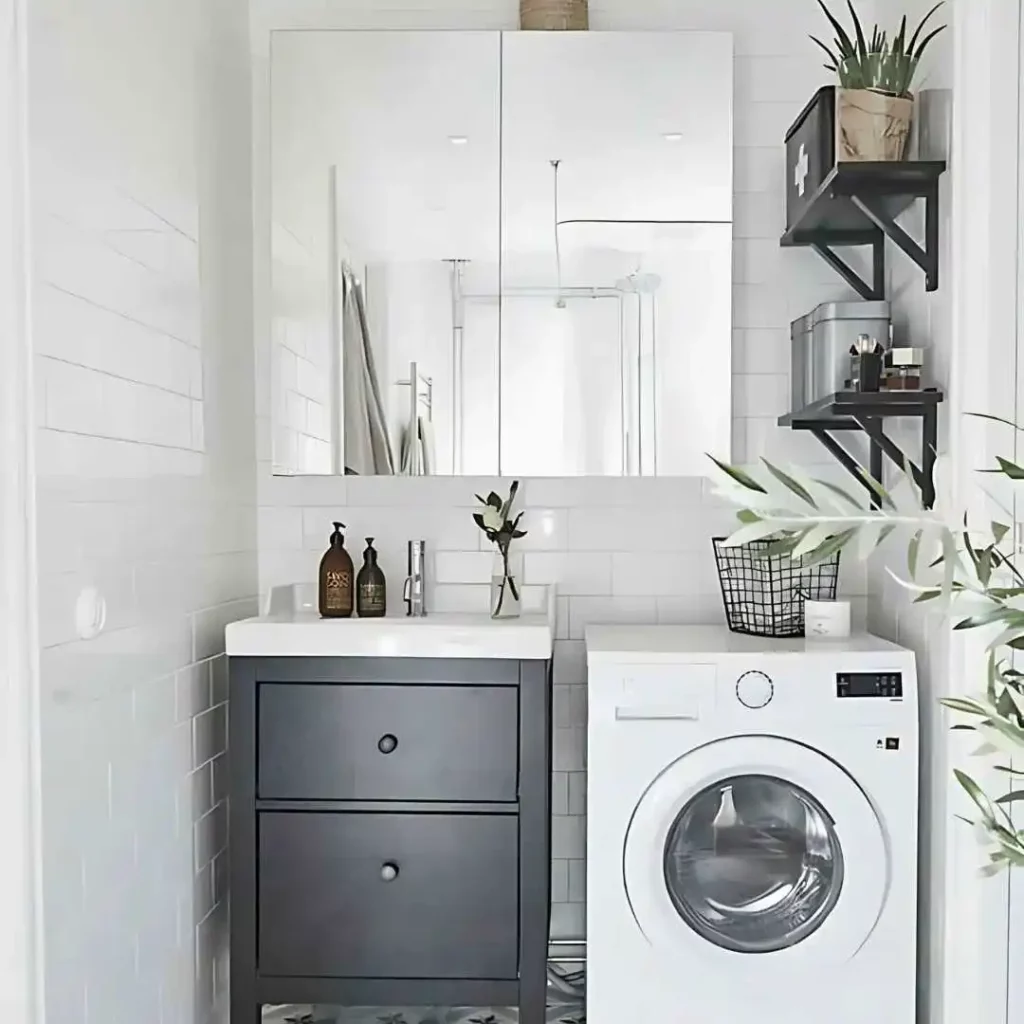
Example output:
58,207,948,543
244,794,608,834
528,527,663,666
711,537,841,638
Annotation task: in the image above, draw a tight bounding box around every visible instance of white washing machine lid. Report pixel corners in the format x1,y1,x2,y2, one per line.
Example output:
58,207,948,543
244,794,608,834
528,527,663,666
624,734,889,972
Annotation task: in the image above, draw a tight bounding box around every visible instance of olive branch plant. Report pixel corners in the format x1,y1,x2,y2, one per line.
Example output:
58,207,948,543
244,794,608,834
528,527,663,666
708,425,1024,873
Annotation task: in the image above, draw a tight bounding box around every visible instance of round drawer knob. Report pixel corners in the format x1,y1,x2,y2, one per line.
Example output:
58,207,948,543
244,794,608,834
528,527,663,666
380,862,399,882
377,734,398,754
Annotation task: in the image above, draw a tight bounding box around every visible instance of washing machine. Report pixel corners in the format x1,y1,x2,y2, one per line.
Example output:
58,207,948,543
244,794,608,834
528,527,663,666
585,625,918,1024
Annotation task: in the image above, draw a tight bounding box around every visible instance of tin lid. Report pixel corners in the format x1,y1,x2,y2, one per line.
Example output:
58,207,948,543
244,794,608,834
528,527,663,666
812,300,891,325
791,310,817,333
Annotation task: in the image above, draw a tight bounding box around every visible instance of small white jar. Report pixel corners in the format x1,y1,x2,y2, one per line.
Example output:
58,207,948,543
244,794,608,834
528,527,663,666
804,599,852,639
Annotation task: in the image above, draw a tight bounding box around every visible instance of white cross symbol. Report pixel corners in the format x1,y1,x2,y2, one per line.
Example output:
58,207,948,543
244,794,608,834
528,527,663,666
794,143,810,196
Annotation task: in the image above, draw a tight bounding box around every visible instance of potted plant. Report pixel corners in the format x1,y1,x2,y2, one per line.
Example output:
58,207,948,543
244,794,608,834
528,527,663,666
812,1,946,161
520,0,588,31
473,481,528,619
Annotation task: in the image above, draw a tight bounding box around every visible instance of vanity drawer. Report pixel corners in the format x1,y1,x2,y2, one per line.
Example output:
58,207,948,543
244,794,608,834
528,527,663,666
258,684,519,802
258,811,519,979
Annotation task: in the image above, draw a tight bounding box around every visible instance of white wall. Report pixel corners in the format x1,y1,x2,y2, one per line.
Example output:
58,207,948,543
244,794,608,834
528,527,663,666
866,3,1024,1023
271,219,334,475
28,0,257,1022
1,0,41,1021
254,0,878,942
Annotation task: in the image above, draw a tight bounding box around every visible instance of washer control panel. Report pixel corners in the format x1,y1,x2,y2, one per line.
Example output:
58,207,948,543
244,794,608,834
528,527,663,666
837,672,903,699
736,670,774,709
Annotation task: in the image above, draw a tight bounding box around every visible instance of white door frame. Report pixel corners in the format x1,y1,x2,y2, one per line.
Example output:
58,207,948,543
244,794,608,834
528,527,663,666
0,0,41,1022
942,2,1022,1024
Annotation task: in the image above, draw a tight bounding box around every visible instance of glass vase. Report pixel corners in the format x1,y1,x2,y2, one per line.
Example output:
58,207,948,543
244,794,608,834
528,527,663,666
490,550,522,620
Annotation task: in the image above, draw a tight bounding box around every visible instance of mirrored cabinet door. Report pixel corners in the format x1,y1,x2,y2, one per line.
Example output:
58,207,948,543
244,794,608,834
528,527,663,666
270,30,501,476
268,30,733,477
499,32,734,477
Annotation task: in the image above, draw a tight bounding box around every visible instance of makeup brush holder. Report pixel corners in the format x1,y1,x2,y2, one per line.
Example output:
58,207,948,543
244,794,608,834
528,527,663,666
852,351,882,392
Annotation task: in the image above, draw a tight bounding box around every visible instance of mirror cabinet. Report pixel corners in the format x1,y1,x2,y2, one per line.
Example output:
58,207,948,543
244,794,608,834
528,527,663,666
269,30,733,477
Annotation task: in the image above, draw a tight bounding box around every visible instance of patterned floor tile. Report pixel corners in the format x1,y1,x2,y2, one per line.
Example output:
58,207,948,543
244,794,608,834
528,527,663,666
272,1003,585,1024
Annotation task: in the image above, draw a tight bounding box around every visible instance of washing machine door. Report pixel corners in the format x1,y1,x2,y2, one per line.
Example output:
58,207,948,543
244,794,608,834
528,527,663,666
623,735,888,971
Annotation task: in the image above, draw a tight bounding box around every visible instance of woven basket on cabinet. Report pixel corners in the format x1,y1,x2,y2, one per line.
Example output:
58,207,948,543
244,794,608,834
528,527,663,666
520,0,588,30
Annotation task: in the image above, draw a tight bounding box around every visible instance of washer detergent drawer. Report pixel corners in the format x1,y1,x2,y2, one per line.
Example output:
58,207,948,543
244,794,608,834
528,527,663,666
258,811,520,979
613,664,716,721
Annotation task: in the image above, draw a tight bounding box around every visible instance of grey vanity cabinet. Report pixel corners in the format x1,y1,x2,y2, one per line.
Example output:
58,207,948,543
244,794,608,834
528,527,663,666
258,812,520,979
229,656,552,1024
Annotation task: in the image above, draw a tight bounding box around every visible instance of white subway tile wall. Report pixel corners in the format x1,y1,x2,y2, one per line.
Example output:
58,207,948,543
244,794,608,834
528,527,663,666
271,226,335,474
31,2,255,1024
254,0,877,944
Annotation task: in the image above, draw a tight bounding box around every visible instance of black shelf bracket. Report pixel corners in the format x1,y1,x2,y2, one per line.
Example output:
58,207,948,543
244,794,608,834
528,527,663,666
781,162,947,297
849,182,941,291
779,391,942,510
810,235,885,301
809,427,874,492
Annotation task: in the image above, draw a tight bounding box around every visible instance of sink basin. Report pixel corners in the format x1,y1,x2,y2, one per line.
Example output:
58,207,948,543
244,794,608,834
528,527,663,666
226,583,555,660
266,582,318,616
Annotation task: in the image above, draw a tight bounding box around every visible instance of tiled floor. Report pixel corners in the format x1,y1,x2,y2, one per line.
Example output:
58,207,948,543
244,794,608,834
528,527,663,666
270,1002,585,1024
331,1008,583,1024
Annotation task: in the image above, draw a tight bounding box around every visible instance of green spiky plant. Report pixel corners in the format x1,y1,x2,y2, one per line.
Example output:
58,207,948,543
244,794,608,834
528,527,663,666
811,1,947,98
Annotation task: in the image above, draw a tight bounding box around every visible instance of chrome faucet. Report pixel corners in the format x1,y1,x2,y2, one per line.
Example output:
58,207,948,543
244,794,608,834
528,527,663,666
404,540,427,617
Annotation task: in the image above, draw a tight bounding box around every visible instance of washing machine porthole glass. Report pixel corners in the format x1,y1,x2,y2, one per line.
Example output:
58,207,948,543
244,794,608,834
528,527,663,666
662,774,845,953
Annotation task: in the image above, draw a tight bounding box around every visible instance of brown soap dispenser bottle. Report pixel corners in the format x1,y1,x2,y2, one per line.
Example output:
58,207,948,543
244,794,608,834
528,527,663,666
356,538,387,618
319,521,354,618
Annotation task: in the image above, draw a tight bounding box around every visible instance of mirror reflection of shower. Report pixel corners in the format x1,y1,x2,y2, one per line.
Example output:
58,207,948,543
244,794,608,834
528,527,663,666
552,159,567,311
268,31,733,476
448,236,666,476
616,272,662,294
615,269,662,476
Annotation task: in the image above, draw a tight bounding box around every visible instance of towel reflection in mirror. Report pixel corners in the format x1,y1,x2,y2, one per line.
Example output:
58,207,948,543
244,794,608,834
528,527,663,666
341,266,395,475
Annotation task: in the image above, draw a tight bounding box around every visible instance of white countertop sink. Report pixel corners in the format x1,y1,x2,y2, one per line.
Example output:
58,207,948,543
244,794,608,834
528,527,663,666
226,584,554,660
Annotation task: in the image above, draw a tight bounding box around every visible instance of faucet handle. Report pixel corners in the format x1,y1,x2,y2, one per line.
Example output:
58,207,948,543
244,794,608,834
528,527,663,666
405,540,427,617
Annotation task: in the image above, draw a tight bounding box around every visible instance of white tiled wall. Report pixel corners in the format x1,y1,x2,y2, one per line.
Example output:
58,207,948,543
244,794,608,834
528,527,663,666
30,1,256,1023
271,221,335,474
254,0,879,943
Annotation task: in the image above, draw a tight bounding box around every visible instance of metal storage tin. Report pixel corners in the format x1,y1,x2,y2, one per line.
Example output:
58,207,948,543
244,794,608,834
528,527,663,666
790,309,816,411
790,300,891,409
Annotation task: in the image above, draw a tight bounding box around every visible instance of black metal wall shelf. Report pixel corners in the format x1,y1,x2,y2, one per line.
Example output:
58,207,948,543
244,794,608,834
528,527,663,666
781,162,947,300
778,390,942,508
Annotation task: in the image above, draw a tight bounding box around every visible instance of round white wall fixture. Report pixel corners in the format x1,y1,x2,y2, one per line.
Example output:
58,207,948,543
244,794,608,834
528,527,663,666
75,587,107,640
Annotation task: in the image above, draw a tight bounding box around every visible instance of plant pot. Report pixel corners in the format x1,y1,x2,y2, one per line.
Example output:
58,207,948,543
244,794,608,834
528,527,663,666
835,88,913,162
490,551,523,620
520,0,588,30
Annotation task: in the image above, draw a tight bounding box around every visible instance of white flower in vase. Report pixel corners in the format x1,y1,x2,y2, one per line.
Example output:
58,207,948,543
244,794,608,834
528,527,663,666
473,480,528,619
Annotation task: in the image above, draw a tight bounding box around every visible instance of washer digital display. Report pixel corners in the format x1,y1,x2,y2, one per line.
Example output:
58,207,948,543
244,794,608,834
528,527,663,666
836,672,902,699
